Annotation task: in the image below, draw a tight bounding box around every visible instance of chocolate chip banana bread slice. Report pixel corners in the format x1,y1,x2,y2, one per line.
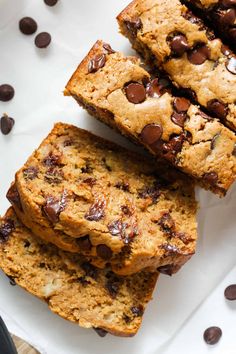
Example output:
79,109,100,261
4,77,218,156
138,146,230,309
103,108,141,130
65,41,236,196
184,0,236,51
117,0,236,131
0,208,158,337
8,123,197,275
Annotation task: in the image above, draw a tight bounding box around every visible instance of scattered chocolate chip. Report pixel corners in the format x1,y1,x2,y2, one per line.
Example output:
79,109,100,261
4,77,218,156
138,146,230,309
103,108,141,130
224,284,236,300
35,32,51,48
77,276,90,286
85,200,105,221
218,8,236,26
44,0,58,6
105,274,120,298
0,115,15,135
207,99,227,119
76,235,92,251
131,305,144,317
146,78,170,97
203,172,218,185
157,264,177,276
81,262,98,279
123,314,131,323
23,166,38,180
138,185,160,203
108,220,126,237
101,157,112,171
225,56,236,74
83,177,96,187
24,240,31,247
7,275,16,286
183,10,205,29
121,205,132,216
63,139,73,147
140,123,163,145
124,18,142,37
115,181,129,191
0,219,15,243
162,134,185,159
81,163,93,173
43,193,66,223
19,17,37,35
173,97,190,113
161,243,179,254
0,84,14,102
96,244,112,260
93,327,108,337
187,44,210,65
211,133,220,150
171,112,186,128
203,326,222,345
125,82,146,104
6,185,22,211
43,153,61,167
170,34,189,56
88,54,106,73
102,43,115,54
158,213,175,234
44,167,64,184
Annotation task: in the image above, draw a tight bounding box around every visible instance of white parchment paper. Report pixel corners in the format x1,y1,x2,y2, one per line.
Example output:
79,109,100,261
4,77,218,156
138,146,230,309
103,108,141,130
0,1,236,353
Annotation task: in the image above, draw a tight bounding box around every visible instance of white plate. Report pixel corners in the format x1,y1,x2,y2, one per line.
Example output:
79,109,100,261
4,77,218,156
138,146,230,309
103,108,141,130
0,1,236,353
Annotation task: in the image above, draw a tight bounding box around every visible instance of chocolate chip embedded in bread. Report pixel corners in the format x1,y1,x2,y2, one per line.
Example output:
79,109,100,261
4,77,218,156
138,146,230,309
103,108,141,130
43,153,61,167
102,43,115,54
96,244,112,260
131,305,144,317
225,57,236,74
146,78,169,97
19,17,37,35
218,8,236,26
81,262,98,279
173,97,190,113
170,34,189,56
0,84,14,102
0,219,15,243
125,82,146,104
207,99,228,119
157,264,176,275
35,32,51,48
202,172,218,185
88,54,106,73
138,185,160,203
171,112,186,128
76,235,92,251
211,133,220,150
187,44,210,65
124,17,142,37
85,200,105,221
43,193,66,223
6,185,23,211
140,124,163,145
0,115,15,135
23,166,39,180
203,326,222,345
93,327,108,337
105,274,121,298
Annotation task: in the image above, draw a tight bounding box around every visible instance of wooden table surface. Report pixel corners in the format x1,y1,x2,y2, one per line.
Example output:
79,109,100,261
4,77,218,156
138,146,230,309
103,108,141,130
12,334,40,354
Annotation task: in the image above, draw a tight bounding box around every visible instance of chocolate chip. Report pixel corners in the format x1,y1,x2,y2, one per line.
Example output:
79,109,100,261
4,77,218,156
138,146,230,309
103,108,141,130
0,84,14,102
211,133,220,150
160,243,180,254
229,27,236,41
0,115,15,135
43,193,66,223
93,328,108,337
124,18,142,37
102,43,115,54
198,110,214,120
146,78,170,97
108,220,127,237
81,262,98,279
6,185,22,211
121,205,132,216
222,0,236,7
44,0,58,6
162,134,185,159
157,264,177,276
158,213,175,235
219,9,236,26
224,284,236,300
77,276,90,286
43,153,61,167
105,275,120,298
170,34,189,56
23,166,38,180
96,244,112,260
226,57,236,74
44,167,64,184
88,54,106,73
140,124,163,145
85,200,105,221
173,97,190,113
115,181,129,191
203,172,218,185
203,327,222,345
125,82,146,104
19,17,37,35
131,305,144,317
138,185,160,203
35,32,51,48
83,177,96,187
187,44,210,65
0,219,15,243
171,112,186,127
7,275,16,286
207,99,227,119
76,235,92,251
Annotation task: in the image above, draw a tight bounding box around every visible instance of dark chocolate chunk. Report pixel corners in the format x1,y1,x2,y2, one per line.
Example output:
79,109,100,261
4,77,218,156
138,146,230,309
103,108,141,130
173,97,190,113
43,153,61,167
203,326,222,345
198,110,214,120
0,219,15,243
211,133,220,150
35,32,51,48
6,185,23,211
160,243,180,254
77,276,90,286
83,177,96,187
115,181,129,191
140,123,163,145
96,244,112,260
81,262,98,279
102,43,115,54
121,205,132,216
157,264,177,276
19,17,37,35
187,44,210,65
146,78,170,97
105,274,120,298
162,134,185,159
124,17,142,37
43,193,67,223
224,284,236,300
0,84,14,102
23,166,38,180
207,99,227,119
225,57,236,74
0,115,15,135
44,167,64,184
170,34,189,56
108,220,127,237
218,9,236,26
85,200,105,221
76,235,92,251
44,0,58,6
171,112,186,128
158,213,175,235
131,305,144,317
125,82,146,104
88,54,106,73
203,172,218,185
93,327,108,337
138,185,160,203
